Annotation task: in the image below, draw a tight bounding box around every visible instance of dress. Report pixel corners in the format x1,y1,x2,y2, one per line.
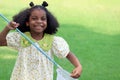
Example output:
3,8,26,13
6,32,70,80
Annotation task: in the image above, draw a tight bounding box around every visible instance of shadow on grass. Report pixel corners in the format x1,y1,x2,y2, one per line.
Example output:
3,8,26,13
56,24,120,80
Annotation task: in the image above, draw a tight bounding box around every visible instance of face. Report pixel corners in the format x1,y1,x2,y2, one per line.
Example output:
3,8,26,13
26,9,47,34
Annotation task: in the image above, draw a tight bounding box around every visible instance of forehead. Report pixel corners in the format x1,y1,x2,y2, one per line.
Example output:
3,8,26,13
30,8,46,16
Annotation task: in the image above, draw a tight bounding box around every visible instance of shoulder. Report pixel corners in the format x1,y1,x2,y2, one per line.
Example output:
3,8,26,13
6,32,21,50
7,32,20,37
52,35,69,47
6,32,21,42
52,35,70,58
53,36,66,42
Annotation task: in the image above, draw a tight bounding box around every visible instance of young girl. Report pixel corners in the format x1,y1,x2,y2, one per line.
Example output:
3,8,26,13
0,1,82,80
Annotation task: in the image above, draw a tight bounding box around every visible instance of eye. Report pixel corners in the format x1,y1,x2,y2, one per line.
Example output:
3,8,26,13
41,16,47,21
31,17,37,20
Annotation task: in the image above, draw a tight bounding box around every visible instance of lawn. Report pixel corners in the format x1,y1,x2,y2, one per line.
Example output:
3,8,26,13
0,0,120,80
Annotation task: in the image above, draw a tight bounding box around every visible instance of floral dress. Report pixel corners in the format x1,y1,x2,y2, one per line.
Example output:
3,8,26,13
6,32,70,80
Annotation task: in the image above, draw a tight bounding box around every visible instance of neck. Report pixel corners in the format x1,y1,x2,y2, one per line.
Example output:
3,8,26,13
30,32,44,41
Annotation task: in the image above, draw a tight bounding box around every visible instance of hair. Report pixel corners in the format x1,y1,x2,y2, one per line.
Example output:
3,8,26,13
13,1,59,34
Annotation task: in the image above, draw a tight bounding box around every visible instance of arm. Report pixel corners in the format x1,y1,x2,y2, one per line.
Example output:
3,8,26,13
0,21,19,46
0,26,10,46
66,52,82,78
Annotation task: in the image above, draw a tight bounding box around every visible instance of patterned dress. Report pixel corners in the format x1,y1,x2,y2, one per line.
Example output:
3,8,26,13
6,32,70,80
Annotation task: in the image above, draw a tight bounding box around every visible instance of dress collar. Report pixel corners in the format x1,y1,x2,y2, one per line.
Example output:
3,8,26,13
21,32,54,51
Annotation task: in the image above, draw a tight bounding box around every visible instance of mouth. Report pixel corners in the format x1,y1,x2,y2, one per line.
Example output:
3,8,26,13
34,24,46,31
35,23,44,27
35,25,43,29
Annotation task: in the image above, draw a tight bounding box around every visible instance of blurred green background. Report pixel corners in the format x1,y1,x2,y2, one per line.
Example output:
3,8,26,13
0,0,120,80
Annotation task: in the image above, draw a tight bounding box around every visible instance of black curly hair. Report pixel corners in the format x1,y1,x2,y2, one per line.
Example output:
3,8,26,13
13,1,59,34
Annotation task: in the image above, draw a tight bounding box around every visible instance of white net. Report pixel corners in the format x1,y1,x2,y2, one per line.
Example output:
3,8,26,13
56,68,78,80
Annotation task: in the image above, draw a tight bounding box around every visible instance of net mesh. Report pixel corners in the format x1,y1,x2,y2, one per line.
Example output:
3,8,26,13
56,68,78,80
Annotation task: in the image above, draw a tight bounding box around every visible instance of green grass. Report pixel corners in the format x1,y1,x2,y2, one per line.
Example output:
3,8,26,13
0,47,17,79
58,24,120,80
0,0,120,80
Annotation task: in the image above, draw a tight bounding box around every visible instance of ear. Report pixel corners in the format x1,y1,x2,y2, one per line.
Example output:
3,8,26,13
26,22,29,26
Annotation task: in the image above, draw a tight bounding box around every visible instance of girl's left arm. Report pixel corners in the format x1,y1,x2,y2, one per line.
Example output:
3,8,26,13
66,52,82,79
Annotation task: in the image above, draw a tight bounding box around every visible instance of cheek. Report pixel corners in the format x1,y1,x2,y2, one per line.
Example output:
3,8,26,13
45,22,47,27
26,20,34,26
43,21,47,28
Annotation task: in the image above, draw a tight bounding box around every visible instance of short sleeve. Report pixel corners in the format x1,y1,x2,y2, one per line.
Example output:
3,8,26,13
6,32,21,50
52,36,70,58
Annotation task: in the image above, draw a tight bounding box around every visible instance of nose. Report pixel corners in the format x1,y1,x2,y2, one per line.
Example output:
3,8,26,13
37,18,42,23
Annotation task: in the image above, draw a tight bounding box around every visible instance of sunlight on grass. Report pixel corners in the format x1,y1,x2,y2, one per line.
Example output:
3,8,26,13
0,47,17,59
56,0,120,35
83,4,119,34
0,55,16,59
79,5,120,35
0,0,120,35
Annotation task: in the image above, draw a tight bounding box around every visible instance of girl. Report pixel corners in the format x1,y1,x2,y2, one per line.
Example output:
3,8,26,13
0,1,82,80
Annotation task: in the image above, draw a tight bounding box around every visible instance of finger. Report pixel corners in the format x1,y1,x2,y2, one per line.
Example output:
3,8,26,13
7,22,19,30
12,22,18,27
10,22,19,28
71,74,80,79
15,23,19,27
71,71,77,77
71,71,80,78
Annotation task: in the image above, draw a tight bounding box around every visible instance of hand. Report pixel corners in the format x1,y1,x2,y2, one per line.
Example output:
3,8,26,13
6,21,19,30
71,66,82,79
